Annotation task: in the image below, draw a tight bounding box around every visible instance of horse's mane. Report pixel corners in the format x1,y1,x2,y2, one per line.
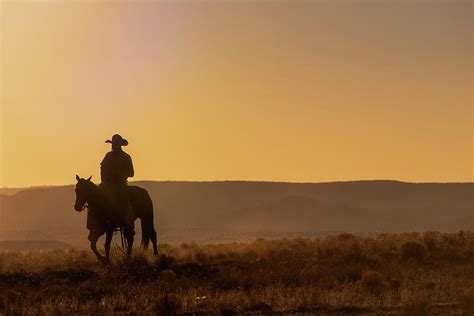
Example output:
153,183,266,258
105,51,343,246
79,179,105,209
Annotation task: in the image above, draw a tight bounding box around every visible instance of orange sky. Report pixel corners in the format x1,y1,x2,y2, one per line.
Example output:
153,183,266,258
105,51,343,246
1,1,473,187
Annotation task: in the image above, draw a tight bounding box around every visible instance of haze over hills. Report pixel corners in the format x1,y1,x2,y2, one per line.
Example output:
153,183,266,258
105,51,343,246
0,180,472,247
0,240,72,251
0,187,49,196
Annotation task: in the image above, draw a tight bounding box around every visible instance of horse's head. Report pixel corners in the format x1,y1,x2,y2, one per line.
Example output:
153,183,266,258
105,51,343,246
74,174,94,212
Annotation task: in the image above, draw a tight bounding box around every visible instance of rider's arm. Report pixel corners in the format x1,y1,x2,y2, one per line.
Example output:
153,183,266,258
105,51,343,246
127,154,134,178
101,152,113,183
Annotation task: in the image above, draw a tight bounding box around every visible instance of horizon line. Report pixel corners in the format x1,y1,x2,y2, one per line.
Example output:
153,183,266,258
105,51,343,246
1,178,473,189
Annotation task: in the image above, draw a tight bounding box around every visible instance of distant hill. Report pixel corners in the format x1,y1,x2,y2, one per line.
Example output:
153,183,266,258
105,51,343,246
0,188,27,196
0,181,472,246
0,186,50,196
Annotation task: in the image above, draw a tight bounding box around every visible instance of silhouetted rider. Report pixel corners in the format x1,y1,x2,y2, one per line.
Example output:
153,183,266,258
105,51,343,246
101,134,135,239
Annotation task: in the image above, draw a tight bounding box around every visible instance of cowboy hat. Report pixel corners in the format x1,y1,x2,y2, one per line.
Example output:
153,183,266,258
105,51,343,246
105,134,128,146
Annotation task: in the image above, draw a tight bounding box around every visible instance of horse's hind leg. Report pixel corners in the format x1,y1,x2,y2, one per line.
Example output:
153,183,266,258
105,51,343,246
147,219,158,255
140,218,150,250
141,217,157,255
150,227,158,256
104,229,113,264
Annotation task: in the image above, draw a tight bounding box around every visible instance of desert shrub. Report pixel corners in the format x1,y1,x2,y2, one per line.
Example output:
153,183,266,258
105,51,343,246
339,265,363,283
337,233,355,241
388,277,401,291
152,295,180,315
402,299,432,316
400,241,428,263
247,301,272,313
155,254,177,270
193,250,209,264
159,269,178,282
422,232,439,251
360,270,384,292
75,281,115,303
213,269,242,290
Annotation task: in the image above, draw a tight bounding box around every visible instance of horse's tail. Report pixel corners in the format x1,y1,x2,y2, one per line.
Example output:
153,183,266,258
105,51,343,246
130,186,158,254
141,191,157,253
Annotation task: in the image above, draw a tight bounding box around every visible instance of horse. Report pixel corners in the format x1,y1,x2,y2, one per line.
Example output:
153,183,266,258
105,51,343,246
74,175,158,264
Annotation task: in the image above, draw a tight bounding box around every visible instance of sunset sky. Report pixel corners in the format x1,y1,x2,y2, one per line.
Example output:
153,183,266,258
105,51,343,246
1,0,472,187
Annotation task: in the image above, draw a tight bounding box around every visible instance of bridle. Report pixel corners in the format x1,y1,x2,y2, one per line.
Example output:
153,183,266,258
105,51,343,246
75,182,92,212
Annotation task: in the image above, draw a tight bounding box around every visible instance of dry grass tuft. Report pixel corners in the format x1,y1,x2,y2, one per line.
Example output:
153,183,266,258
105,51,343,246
401,299,432,316
360,270,384,292
152,295,180,315
400,241,428,263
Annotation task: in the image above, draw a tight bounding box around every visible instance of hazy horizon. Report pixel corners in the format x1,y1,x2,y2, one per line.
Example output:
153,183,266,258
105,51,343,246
1,178,474,190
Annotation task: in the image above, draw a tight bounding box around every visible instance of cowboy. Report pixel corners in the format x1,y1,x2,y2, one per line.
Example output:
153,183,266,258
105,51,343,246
100,134,135,239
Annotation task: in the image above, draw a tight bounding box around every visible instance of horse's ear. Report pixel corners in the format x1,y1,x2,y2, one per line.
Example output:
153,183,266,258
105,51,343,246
76,174,80,181
87,176,92,181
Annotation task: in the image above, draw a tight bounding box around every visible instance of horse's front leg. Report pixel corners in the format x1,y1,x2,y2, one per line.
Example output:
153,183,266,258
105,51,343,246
90,234,107,265
104,228,113,264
